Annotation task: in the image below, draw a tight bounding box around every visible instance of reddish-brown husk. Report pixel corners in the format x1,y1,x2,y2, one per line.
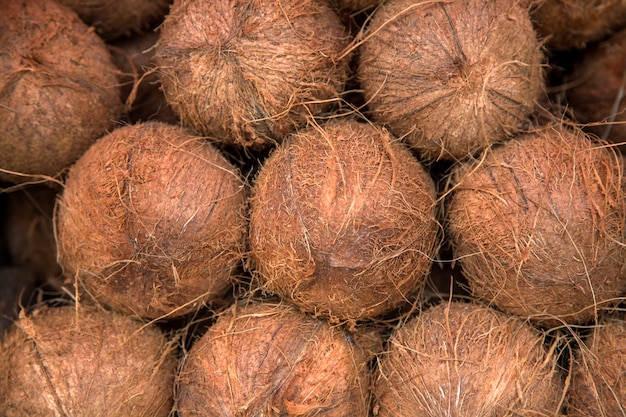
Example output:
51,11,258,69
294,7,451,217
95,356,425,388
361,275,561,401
56,122,247,319
249,119,440,324
176,300,371,416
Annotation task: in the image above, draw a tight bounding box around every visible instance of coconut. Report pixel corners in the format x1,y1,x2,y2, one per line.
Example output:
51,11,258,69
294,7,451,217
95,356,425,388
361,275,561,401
176,300,371,416
0,0,123,184
56,0,172,41
56,121,247,320
446,124,626,326
357,0,544,161
154,0,350,149
531,0,626,51
566,314,626,416
0,305,177,416
374,301,564,416
248,118,440,324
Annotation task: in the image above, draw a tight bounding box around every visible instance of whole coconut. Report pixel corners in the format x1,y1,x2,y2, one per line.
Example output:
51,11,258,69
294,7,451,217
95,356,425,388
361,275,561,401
249,119,440,324
154,0,350,149
374,301,564,416
0,305,177,416
446,124,626,326
56,122,247,320
0,0,123,184
357,0,544,161
176,300,371,416
566,314,626,416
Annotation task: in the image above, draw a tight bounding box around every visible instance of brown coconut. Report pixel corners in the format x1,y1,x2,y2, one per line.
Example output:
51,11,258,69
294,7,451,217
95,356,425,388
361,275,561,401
0,0,123,184
56,121,247,319
531,0,626,50
566,314,626,416
154,0,350,149
374,301,564,416
357,0,545,161
56,0,172,41
446,124,626,326
176,300,371,416
0,305,177,416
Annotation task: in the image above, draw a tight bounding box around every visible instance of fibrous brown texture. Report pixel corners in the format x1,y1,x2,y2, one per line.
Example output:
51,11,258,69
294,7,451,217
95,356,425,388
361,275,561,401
446,124,626,326
0,0,123,184
567,314,626,416
176,300,371,416
154,0,350,149
0,305,177,417
531,0,626,50
357,0,544,161
56,122,247,319
56,0,173,41
374,301,564,416
249,119,440,323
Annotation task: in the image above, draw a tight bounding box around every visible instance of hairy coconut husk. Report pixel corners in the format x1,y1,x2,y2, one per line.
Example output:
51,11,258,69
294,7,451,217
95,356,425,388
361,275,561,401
56,122,247,320
374,301,564,416
176,300,371,416
154,0,350,149
531,0,626,50
249,119,440,324
0,305,177,416
566,314,626,416
56,0,172,41
446,124,626,326
357,0,544,161
0,267,37,339
0,0,123,184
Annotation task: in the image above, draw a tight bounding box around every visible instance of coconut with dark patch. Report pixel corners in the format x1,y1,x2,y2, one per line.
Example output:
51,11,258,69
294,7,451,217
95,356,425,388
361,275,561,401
357,0,544,161
446,124,626,326
154,0,350,149
0,0,123,184
56,122,247,320
249,119,440,324
176,300,371,416
374,301,564,416
566,314,626,416
0,305,177,416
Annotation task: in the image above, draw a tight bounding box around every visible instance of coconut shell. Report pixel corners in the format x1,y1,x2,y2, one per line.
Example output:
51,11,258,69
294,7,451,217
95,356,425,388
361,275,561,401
446,124,626,326
56,121,247,319
0,305,177,416
176,300,371,416
357,0,544,161
566,314,626,416
154,0,350,149
374,301,564,416
249,119,440,324
0,0,123,184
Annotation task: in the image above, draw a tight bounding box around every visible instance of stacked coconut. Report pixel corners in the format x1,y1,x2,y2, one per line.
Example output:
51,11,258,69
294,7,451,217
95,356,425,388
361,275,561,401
1,0,626,416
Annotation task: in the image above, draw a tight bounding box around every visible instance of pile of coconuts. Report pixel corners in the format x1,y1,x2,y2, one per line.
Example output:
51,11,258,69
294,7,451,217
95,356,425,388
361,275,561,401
2,0,626,415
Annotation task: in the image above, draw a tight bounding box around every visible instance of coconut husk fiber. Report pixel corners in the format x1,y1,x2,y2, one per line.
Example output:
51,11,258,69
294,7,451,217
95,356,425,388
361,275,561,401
357,0,544,162
248,118,440,324
176,300,371,416
446,123,626,326
374,301,565,416
56,121,247,320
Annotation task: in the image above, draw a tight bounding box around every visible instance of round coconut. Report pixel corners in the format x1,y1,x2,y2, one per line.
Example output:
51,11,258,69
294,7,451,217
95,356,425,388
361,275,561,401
55,0,172,41
0,305,177,416
531,0,626,51
248,119,440,324
446,124,626,326
374,301,564,416
357,0,544,161
154,0,350,149
566,314,626,416
176,300,371,416
56,121,247,320
0,0,123,184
